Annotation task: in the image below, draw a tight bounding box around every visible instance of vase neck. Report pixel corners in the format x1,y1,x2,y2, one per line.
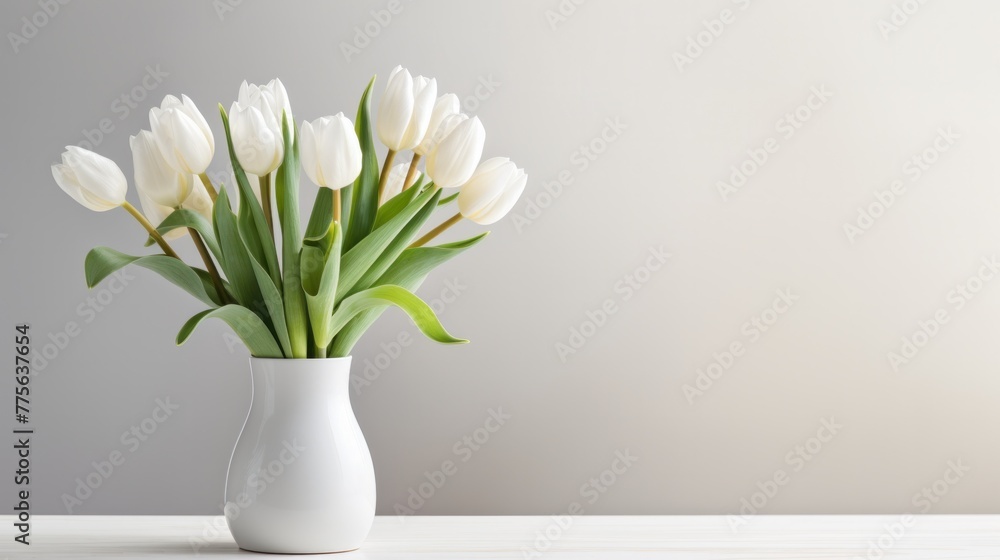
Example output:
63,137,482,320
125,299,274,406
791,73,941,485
248,358,353,408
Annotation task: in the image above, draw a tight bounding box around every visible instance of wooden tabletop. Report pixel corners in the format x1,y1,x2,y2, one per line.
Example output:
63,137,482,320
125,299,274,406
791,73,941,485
4,514,999,558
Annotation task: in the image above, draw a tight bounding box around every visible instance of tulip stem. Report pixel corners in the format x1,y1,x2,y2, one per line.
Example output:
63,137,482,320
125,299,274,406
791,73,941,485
198,173,218,203
121,201,180,259
259,173,273,237
410,212,462,248
377,150,397,203
333,189,342,224
189,228,228,304
403,154,421,191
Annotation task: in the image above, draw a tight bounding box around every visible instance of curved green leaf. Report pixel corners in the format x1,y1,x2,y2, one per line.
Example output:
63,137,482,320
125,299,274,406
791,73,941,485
328,285,466,351
302,222,342,349
149,208,222,263
344,76,378,252
275,112,308,358
85,247,221,307
213,188,265,312
337,186,438,300
329,233,487,356
177,305,283,358
249,257,292,357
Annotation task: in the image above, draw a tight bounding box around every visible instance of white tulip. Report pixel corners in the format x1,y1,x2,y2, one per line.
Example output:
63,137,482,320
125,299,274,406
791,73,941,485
426,116,485,189
229,79,292,176
414,93,460,157
379,162,412,204
377,66,437,151
300,113,362,190
138,177,213,240
148,94,214,175
51,146,128,211
131,130,192,208
457,158,527,225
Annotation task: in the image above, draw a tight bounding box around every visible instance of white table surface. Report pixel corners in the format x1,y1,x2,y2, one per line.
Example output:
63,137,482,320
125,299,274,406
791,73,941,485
3,515,998,559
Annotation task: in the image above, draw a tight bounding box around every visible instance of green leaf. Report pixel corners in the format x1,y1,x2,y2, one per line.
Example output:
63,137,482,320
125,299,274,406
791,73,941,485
329,233,487,356
275,112,308,358
344,76,378,252
350,188,441,297
374,184,421,230
328,285,467,354
149,209,223,263
219,104,282,288
177,305,283,358
438,191,459,206
213,187,265,313
248,257,292,358
337,186,437,300
304,186,335,253
302,222,342,349
85,247,222,307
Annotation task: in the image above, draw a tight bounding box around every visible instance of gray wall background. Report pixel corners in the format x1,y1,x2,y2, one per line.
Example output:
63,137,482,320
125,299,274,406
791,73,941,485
1,0,998,516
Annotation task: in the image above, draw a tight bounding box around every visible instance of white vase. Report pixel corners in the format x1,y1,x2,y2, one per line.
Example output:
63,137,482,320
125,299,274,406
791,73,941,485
225,357,376,554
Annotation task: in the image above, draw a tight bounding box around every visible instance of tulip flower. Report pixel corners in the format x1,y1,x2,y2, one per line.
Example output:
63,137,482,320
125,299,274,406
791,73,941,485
52,146,178,258
51,146,128,211
457,158,527,225
300,114,362,190
414,94,460,157
377,66,437,152
149,95,214,177
229,79,292,176
426,116,485,189
131,130,192,209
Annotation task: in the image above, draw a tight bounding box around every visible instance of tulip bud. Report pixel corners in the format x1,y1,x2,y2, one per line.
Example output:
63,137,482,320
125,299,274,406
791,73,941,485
426,116,485,189
414,93,460,157
131,130,192,208
457,158,527,225
379,162,412,204
377,66,437,151
149,94,214,175
300,113,362,190
229,79,293,176
51,146,128,211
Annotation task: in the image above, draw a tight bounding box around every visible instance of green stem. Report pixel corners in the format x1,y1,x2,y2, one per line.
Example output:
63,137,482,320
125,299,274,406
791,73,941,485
377,149,397,203
198,173,218,203
403,154,421,191
259,172,273,237
334,188,342,224
121,201,180,259
410,212,462,248
189,228,228,304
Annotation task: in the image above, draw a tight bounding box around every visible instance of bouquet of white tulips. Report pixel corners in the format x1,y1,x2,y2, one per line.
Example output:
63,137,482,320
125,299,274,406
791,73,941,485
52,67,527,358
